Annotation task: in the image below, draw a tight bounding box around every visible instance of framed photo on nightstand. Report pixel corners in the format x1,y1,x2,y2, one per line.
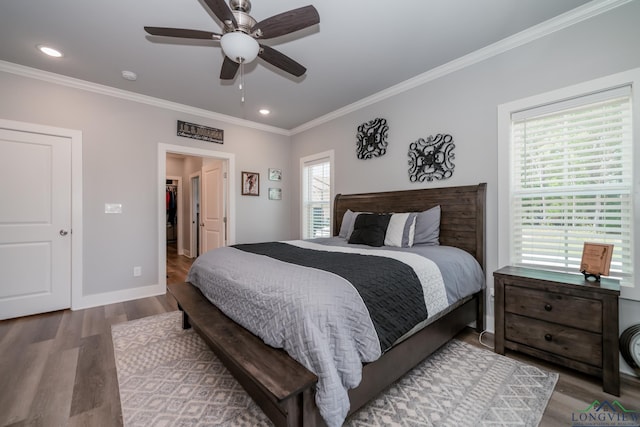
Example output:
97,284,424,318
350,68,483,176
580,242,613,280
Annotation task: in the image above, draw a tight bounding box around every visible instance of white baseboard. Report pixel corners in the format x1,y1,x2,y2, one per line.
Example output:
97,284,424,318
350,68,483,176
485,314,495,334
72,283,166,311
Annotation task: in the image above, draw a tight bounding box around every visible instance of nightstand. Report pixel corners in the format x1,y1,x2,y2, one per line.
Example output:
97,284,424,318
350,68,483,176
494,266,620,396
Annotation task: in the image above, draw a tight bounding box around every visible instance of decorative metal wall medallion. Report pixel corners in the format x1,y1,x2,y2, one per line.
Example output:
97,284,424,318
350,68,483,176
408,134,455,182
356,118,389,159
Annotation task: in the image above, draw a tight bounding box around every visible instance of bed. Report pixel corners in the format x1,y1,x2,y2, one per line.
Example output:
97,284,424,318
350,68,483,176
167,183,486,427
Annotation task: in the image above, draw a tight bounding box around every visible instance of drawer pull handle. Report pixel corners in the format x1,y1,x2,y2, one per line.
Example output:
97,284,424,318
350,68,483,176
544,304,552,311
544,334,553,342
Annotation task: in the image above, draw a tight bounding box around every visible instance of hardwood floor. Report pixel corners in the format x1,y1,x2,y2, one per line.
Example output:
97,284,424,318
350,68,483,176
0,294,177,426
166,241,196,284
1,246,638,426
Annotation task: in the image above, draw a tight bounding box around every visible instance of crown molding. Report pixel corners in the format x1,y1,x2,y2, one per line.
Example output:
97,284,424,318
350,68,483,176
0,60,291,136
290,0,632,135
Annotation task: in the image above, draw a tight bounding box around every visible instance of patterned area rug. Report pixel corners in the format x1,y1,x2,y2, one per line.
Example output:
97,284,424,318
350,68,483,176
112,311,558,426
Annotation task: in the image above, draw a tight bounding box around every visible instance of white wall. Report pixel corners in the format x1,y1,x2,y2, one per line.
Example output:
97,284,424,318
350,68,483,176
290,1,640,374
0,71,293,302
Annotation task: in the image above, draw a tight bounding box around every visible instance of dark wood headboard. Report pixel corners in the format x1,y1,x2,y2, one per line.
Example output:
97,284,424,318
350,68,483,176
333,183,486,271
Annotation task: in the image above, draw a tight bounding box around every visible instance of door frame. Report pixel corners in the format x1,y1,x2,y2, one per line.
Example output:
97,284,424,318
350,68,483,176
158,143,235,288
189,172,201,258
0,118,83,310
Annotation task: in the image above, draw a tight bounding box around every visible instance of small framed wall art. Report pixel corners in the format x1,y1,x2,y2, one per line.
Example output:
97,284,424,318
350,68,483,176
241,171,260,196
268,188,282,200
269,168,282,181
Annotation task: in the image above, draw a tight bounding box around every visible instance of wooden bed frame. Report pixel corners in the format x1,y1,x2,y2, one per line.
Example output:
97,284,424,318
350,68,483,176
167,183,486,427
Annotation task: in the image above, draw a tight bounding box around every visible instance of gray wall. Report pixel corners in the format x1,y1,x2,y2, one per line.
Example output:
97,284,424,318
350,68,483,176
290,1,640,373
0,72,293,298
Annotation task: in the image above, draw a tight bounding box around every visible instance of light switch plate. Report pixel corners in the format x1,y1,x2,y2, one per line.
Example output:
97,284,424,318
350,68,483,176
105,203,122,214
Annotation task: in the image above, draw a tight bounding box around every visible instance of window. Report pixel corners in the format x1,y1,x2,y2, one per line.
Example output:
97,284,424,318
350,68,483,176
498,69,640,300
301,150,334,239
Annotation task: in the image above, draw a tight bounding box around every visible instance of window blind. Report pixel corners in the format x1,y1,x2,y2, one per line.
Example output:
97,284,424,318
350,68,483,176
511,86,633,285
302,158,331,239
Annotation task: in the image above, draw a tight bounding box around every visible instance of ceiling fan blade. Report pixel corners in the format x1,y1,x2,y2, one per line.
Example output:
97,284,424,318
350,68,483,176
144,26,221,40
259,44,306,77
251,5,319,39
220,56,240,80
203,0,238,28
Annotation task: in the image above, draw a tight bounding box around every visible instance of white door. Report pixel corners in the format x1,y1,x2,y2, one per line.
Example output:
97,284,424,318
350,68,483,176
0,128,72,319
201,160,225,253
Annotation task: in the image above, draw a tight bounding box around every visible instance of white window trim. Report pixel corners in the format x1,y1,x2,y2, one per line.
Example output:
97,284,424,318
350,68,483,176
498,68,640,301
300,149,335,239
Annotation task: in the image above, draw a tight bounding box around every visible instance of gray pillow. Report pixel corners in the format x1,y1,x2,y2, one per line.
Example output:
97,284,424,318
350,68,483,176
413,205,440,245
338,209,355,238
339,210,370,239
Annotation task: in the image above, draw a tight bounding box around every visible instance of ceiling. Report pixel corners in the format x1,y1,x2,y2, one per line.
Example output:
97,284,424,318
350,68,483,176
0,0,598,131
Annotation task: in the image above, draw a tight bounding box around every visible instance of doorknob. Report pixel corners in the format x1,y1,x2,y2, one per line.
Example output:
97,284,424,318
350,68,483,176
59,229,69,236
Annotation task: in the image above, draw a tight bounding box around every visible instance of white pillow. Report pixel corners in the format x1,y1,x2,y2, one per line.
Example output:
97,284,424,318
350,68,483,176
384,213,417,247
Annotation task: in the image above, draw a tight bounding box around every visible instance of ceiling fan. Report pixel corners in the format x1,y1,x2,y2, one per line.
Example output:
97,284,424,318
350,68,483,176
144,0,319,80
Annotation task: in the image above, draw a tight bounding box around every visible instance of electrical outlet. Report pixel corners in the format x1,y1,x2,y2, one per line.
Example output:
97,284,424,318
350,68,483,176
133,266,142,277
490,287,495,299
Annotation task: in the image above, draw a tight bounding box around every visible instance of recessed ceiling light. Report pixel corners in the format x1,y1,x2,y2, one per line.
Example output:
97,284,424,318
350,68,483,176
121,70,138,81
259,109,270,115
37,45,63,58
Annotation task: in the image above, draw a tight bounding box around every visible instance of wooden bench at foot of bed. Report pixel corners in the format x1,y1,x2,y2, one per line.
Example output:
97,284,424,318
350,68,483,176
167,282,321,427
168,282,484,427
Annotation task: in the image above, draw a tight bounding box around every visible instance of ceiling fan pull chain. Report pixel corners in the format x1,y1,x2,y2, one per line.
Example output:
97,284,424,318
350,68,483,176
240,60,245,103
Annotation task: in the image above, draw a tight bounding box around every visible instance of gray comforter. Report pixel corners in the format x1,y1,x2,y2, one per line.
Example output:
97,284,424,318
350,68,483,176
187,238,484,427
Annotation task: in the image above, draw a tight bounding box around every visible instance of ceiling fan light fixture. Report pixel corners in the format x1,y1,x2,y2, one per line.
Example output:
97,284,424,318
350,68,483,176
220,32,259,63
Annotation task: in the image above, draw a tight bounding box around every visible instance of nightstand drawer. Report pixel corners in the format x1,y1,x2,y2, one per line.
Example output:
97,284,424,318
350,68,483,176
504,285,602,333
505,313,602,367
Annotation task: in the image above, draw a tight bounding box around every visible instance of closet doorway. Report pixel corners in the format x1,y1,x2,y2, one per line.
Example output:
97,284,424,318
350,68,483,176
159,144,236,287
165,175,181,241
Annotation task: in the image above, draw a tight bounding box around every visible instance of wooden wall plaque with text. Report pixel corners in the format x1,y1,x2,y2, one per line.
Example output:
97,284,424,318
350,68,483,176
177,120,223,144
580,242,614,277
